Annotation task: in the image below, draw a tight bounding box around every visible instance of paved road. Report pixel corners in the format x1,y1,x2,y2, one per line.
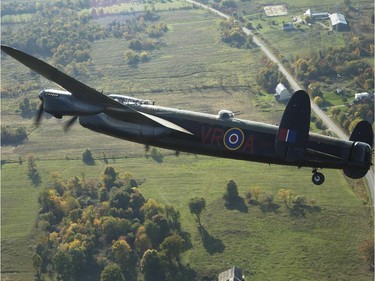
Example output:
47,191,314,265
186,0,374,206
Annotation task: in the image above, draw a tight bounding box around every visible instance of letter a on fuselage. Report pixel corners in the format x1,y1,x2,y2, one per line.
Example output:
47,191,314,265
275,90,311,162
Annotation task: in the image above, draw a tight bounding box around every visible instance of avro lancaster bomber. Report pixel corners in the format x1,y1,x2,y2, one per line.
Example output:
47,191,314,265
2,45,373,185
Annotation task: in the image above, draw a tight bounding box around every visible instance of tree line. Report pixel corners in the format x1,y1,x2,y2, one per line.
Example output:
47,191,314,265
34,166,195,281
255,56,290,94
220,19,254,49
1,126,28,146
292,38,373,92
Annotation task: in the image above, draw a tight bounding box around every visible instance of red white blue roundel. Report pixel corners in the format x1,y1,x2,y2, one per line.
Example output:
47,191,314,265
223,128,244,150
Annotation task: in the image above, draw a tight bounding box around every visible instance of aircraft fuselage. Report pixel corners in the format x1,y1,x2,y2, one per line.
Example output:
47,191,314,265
79,103,370,172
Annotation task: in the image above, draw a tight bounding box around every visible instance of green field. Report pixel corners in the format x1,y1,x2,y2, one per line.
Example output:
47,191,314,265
1,154,373,280
1,2,374,281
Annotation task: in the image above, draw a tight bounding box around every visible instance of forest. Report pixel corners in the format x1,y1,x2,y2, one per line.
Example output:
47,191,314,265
34,166,195,281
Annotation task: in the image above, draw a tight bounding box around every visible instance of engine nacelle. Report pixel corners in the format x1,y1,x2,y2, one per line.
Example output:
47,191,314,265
40,89,105,118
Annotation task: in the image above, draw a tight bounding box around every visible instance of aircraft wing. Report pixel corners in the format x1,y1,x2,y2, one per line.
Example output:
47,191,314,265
1,45,193,135
1,45,122,109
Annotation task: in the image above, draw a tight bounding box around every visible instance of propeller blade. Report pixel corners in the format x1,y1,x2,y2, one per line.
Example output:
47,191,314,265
35,102,44,127
64,116,78,132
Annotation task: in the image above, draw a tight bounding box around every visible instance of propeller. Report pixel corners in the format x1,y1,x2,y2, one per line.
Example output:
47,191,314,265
64,116,78,132
35,101,44,127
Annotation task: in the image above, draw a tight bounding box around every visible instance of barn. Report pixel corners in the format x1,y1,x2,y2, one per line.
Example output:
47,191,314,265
274,83,291,102
330,13,349,31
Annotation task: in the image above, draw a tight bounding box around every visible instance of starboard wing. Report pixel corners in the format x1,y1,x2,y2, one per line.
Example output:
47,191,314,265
1,45,193,135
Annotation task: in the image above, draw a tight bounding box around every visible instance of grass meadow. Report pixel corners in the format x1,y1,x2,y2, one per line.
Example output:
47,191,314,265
1,4,373,281
1,154,373,280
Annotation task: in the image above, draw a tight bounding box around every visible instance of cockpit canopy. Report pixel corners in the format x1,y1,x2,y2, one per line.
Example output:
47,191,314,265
218,109,234,119
109,94,153,105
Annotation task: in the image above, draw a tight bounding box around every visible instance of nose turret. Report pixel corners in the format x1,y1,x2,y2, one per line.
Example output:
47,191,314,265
38,90,45,102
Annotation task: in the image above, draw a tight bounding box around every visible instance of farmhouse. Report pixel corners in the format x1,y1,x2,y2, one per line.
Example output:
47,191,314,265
354,92,374,102
330,13,349,31
218,266,243,281
274,83,291,101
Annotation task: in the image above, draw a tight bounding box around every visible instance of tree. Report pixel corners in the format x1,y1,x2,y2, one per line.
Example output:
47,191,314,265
188,197,206,226
52,250,72,281
278,189,294,208
82,148,95,165
251,187,261,201
313,96,324,107
124,50,140,65
223,179,239,205
150,147,164,163
135,226,152,255
262,193,274,208
32,254,43,280
102,216,131,241
27,153,41,186
102,166,118,189
141,249,162,281
19,97,38,118
160,234,185,262
293,195,306,206
100,263,125,281
112,239,131,267
109,187,131,210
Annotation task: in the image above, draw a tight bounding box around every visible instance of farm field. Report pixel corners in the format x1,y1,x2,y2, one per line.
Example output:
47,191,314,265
1,2,374,281
1,154,373,280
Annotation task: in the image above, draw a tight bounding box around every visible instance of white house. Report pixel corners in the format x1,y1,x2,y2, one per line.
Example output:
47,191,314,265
354,92,370,101
274,83,291,101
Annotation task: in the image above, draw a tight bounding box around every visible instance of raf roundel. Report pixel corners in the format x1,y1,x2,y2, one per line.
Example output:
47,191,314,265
223,128,245,150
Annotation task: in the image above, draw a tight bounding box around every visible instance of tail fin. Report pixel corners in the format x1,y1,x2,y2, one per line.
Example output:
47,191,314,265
344,120,373,179
275,90,311,162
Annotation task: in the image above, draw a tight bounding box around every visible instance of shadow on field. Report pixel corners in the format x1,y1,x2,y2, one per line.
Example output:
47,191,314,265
260,202,280,213
224,197,249,213
289,204,321,218
198,225,225,255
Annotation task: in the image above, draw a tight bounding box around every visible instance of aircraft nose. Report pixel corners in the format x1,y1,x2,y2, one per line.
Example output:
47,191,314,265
38,90,45,101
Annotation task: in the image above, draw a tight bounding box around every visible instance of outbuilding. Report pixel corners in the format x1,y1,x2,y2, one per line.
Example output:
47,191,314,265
304,9,329,20
330,13,349,31
274,83,291,101
282,22,294,31
218,266,243,281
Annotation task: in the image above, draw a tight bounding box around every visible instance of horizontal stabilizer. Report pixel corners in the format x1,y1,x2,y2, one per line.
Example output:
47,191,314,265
349,120,373,148
275,90,311,162
306,148,344,161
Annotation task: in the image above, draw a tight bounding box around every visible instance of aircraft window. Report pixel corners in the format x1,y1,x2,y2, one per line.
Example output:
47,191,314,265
218,110,234,119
